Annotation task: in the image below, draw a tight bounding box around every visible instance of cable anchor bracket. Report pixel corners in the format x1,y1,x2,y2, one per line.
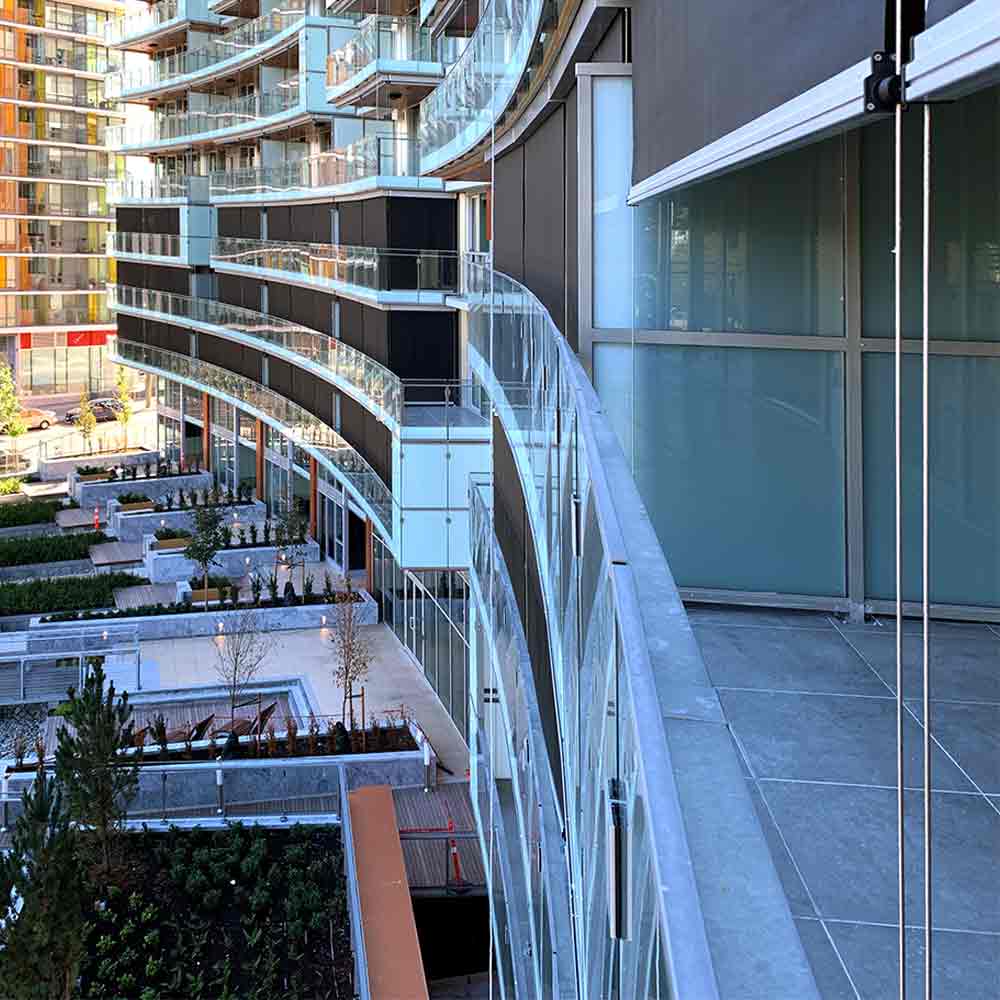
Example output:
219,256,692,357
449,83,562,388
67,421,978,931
864,51,902,113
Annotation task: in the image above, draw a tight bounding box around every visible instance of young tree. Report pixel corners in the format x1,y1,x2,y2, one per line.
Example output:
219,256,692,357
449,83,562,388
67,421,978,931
73,392,97,454
53,662,138,876
0,359,26,466
0,772,86,1000
329,579,373,729
114,365,133,450
277,504,309,595
214,609,275,720
184,504,227,610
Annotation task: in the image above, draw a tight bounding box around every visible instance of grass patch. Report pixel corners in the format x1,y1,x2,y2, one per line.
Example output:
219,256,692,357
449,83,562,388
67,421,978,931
0,499,61,528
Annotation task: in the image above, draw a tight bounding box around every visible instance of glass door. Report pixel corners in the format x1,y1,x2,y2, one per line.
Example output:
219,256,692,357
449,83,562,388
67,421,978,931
405,571,425,666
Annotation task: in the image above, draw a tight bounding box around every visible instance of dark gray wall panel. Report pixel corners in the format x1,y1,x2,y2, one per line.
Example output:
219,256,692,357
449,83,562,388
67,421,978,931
118,263,187,295
926,0,974,25
290,204,331,243
632,0,886,185
115,312,143,344
267,206,292,242
116,207,141,232
565,85,579,350
339,202,364,246
217,207,241,238
494,145,524,282
592,9,625,62
523,105,566,331
363,198,388,249
387,312,457,381
387,198,457,252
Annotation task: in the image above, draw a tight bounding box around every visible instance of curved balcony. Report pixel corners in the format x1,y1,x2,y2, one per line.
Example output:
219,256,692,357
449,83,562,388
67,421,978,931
209,134,444,202
109,283,403,424
326,15,456,111
107,6,311,100
418,0,545,174
211,236,459,307
108,231,181,260
106,83,305,154
107,174,208,205
105,0,225,50
464,256,813,997
111,338,393,537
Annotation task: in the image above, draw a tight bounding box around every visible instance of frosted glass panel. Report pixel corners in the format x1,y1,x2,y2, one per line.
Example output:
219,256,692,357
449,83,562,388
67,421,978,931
596,342,846,596
592,76,633,329
634,137,844,335
863,353,1000,605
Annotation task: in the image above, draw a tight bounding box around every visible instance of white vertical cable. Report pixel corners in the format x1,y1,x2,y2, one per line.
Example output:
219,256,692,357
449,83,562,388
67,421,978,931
893,2,906,997
921,100,932,1000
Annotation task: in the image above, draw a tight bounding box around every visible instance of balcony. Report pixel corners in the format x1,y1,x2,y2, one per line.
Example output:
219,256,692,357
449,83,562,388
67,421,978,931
105,82,308,153
5,200,113,221
106,4,311,100
4,85,122,115
112,339,393,535
0,294,111,329
107,174,209,205
326,16,456,112
211,236,458,307
1,121,110,147
208,134,443,202
0,7,110,40
419,0,479,39
105,0,225,51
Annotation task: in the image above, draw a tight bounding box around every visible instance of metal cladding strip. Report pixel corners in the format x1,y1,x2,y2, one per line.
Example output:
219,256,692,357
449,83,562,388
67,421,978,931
110,343,393,544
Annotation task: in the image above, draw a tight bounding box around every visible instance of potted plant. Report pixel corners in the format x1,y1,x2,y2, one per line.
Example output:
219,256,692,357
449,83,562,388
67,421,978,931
75,464,108,483
154,526,192,551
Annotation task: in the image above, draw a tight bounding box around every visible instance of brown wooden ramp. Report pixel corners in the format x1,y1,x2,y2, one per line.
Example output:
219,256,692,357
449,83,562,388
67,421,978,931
349,785,429,1000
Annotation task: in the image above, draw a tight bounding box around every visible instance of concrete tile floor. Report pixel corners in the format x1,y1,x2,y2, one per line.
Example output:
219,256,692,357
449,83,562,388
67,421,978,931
689,606,1000,1000
136,623,469,775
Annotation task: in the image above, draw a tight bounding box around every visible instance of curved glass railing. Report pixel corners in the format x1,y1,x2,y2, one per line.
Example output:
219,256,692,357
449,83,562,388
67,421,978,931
108,232,181,258
418,0,542,173
105,0,181,44
111,339,393,533
107,6,308,95
106,84,301,149
109,283,403,423
108,174,207,203
209,134,415,197
212,236,459,297
464,255,720,998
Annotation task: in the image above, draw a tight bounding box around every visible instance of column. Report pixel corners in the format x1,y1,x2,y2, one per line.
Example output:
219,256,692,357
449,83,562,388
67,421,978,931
255,418,265,501
365,517,374,593
201,393,211,472
308,456,318,539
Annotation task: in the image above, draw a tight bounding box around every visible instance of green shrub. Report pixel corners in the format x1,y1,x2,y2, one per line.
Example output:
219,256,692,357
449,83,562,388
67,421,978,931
0,530,107,567
0,476,22,495
153,527,191,542
116,492,151,505
75,464,106,476
0,499,60,528
0,572,147,616
188,573,230,591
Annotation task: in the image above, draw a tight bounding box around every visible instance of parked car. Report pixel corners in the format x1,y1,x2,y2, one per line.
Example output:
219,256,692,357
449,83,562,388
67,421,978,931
21,407,57,431
63,398,122,424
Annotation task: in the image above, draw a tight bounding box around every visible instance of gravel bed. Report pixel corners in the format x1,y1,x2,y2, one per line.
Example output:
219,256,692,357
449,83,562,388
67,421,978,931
0,703,47,760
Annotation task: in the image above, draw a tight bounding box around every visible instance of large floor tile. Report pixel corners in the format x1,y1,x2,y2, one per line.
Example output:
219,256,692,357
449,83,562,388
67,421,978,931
747,780,816,917
793,919,858,1000
839,630,1000,703
909,701,1000,794
694,626,888,695
829,922,1000,1000
762,783,1000,930
721,690,973,790
685,605,836,629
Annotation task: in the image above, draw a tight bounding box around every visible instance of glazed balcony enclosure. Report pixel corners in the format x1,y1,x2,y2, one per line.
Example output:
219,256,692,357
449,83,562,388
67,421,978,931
211,236,459,306
105,0,225,51
326,15,457,111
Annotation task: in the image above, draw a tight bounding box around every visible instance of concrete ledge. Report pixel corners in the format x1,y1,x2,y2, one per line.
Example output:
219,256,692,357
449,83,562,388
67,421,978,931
75,471,214,509
110,499,266,541
0,558,94,582
0,522,59,540
145,538,322,584
42,449,158,483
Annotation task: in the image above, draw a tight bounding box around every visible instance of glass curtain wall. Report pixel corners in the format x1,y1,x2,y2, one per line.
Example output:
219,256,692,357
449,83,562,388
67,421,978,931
612,84,1000,612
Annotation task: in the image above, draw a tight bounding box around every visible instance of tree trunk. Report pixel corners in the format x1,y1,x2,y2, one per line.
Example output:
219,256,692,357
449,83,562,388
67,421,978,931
204,568,209,611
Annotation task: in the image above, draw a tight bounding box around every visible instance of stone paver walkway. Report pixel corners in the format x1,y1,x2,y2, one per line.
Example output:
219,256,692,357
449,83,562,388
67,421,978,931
89,540,143,567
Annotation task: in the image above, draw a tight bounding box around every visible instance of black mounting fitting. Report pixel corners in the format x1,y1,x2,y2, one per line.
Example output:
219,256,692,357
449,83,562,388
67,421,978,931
864,51,902,113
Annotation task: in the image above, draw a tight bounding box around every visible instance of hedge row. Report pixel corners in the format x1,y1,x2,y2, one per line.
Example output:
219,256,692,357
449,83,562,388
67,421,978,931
0,499,61,528
0,572,147,616
0,531,107,567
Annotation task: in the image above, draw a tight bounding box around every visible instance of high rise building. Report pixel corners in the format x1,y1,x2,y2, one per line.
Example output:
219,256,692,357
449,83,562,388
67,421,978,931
105,1,999,997
0,0,123,397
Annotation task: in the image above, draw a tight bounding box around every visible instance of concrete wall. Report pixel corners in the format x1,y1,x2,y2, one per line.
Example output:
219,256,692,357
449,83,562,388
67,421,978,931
0,558,93,582
145,538,321,584
76,471,214,509
110,500,266,541
42,449,159,483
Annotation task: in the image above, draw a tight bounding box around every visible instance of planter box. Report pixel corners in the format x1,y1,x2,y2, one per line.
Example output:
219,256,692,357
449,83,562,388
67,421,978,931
76,473,109,483
145,537,321,584
29,592,378,640
155,537,190,550
190,588,221,604
76,471,214,510
119,500,154,512
44,449,159,484
0,557,94,582
109,499,265,542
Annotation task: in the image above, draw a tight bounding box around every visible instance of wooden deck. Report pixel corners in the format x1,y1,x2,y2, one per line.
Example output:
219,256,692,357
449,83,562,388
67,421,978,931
89,540,143,567
394,781,477,833
55,507,102,530
114,583,176,609
400,836,486,893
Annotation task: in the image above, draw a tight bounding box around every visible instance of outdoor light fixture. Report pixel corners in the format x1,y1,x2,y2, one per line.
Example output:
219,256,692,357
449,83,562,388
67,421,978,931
217,621,224,632
245,556,250,565
160,518,165,527
321,615,327,625
102,630,108,641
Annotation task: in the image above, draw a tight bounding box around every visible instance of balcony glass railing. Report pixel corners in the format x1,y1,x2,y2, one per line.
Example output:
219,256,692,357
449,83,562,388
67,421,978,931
107,174,204,203
464,255,719,998
108,5,307,94
418,0,543,172
106,83,301,148
327,15,443,88
8,86,118,112
110,283,403,422
112,339,393,530
104,0,180,44
212,236,459,296
2,7,111,38
108,232,181,258
0,295,110,328
20,47,120,74
2,122,108,146
209,134,415,196
0,158,114,184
